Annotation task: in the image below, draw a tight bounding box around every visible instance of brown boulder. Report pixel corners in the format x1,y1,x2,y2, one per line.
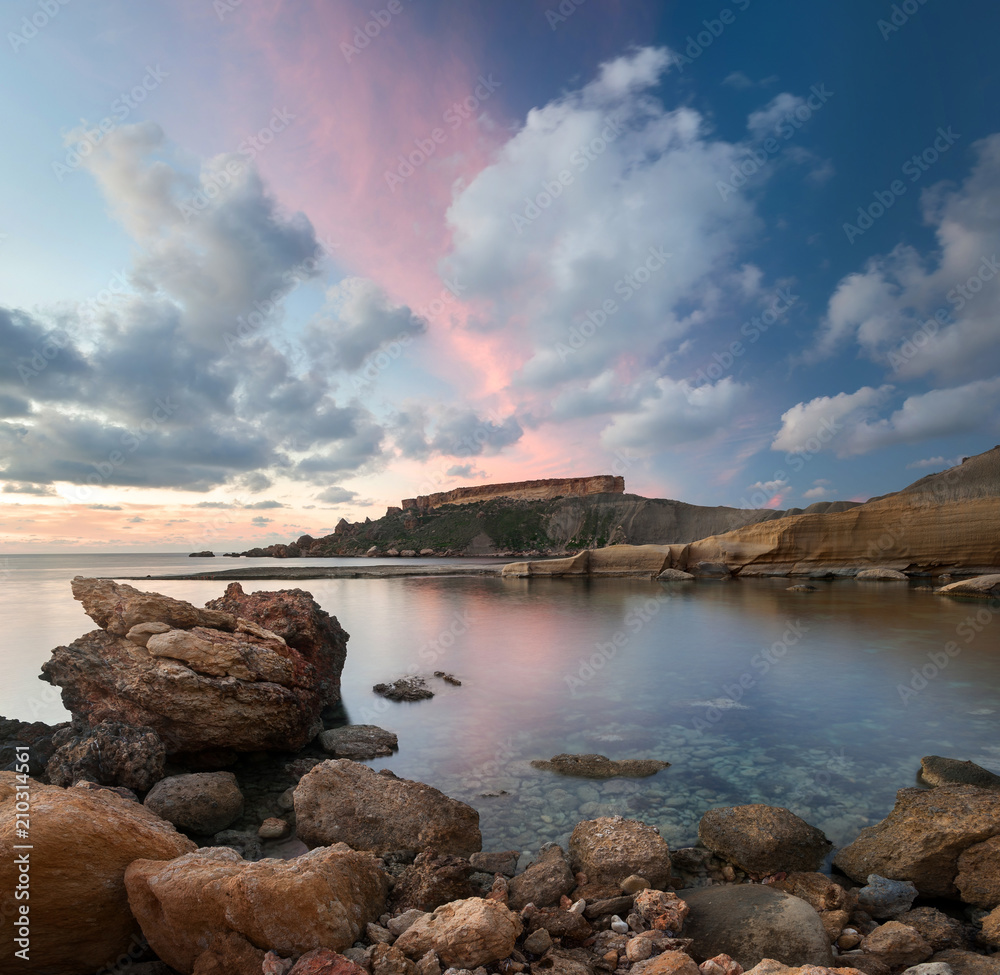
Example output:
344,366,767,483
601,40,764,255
319,724,399,760
929,950,1000,975
394,896,522,968
896,908,970,952
770,872,854,913
143,772,244,834
956,834,1000,907
920,757,1000,791
389,850,476,912
698,805,832,876
569,817,672,888
0,773,195,975
294,760,481,857
678,884,834,968
982,906,1000,948
71,576,236,634
508,844,575,910
631,950,703,975
528,907,593,941
860,922,932,967
45,719,165,792
125,843,389,973
41,581,349,756
833,786,1000,897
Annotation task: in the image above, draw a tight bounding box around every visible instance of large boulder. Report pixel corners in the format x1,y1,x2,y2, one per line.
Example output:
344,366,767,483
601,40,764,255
125,843,389,974
833,786,1000,897
319,725,398,760
393,897,522,969
956,834,1000,907
678,884,835,968
860,921,933,967
920,757,1000,791
45,718,165,792
698,805,832,876
508,844,575,910
0,773,196,975
294,760,482,857
569,816,672,888
143,772,244,834
40,579,349,756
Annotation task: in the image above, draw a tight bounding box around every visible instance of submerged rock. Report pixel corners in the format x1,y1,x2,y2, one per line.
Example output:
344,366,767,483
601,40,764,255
319,724,399,760
856,568,909,581
294,760,482,856
698,805,832,876
530,753,670,779
125,843,389,973
373,677,434,701
936,574,1000,598
919,756,1000,791
0,772,196,975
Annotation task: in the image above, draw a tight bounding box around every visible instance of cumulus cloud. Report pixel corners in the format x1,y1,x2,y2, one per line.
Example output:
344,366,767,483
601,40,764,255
808,134,1000,382
772,380,1000,457
442,46,763,393
771,386,894,455
315,485,357,503
393,406,523,459
2,482,57,495
747,93,808,139
801,486,828,499
445,464,485,478
600,377,748,450
305,277,426,372
250,516,272,526
0,124,388,493
906,455,961,469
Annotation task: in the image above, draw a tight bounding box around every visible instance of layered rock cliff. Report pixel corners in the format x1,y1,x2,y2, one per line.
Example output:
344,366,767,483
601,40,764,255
401,474,624,510
503,446,1000,578
243,492,855,559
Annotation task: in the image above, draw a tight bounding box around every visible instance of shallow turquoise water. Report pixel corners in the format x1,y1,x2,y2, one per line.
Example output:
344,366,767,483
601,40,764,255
3,554,999,856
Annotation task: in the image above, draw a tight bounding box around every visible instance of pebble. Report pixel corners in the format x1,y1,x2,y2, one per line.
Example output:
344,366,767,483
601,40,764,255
611,916,629,934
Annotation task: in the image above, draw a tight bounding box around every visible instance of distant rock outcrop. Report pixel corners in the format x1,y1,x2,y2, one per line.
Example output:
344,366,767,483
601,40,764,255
401,474,624,510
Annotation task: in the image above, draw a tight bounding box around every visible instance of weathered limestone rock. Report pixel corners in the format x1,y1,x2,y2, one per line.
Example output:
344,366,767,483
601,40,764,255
861,922,933,967
632,950,703,975
698,805,832,876
678,885,834,968
955,834,1000,907
319,724,399,760
856,568,909,581
294,760,482,856
936,575,1000,598
833,785,1000,897
46,718,165,792
125,843,389,973
897,909,970,952
41,580,349,756
530,753,670,778
929,950,1000,975
507,844,575,910
143,771,244,834
569,816,672,889
920,757,1000,791
393,897,522,969
389,850,476,913
770,872,854,913
856,875,919,919
404,475,624,510
0,773,196,975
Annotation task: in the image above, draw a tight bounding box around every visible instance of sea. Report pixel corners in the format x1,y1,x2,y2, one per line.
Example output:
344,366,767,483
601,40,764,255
3,552,999,861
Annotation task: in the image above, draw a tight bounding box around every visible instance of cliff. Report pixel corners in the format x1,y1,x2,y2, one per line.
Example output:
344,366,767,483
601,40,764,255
401,475,624,510
241,491,844,559
502,446,1000,578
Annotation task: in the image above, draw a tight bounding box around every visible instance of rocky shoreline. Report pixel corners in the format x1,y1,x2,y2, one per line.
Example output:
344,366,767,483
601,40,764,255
2,579,999,975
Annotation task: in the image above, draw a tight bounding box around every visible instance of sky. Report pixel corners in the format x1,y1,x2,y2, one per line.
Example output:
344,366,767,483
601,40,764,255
1,0,999,552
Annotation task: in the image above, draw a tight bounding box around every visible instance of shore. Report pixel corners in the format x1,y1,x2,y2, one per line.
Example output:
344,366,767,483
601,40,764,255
122,563,510,581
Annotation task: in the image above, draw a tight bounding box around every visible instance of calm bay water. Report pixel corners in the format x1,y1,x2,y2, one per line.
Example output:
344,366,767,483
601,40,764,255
2,552,999,858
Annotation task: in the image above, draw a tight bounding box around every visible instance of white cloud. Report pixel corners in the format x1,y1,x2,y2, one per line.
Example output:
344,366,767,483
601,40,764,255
601,376,748,451
801,486,828,499
771,385,893,454
747,93,807,139
442,46,762,392
906,455,961,469
810,134,1000,383
747,478,788,494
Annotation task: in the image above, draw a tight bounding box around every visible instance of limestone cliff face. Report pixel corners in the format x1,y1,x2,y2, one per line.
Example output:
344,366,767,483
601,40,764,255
679,447,1000,576
402,475,624,510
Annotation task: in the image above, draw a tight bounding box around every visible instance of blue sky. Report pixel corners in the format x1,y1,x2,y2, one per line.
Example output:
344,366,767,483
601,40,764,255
1,0,999,550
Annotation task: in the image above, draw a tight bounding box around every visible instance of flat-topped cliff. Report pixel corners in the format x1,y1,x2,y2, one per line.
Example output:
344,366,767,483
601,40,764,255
401,474,624,510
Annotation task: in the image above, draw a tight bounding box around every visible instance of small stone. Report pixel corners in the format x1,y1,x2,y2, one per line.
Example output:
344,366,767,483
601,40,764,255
603,951,620,968
627,913,647,932
560,895,573,909
622,875,651,894
902,966,955,975
569,898,586,915
388,910,427,937
523,928,552,955
258,818,290,840
611,916,629,934
416,951,442,975
861,921,933,967
627,938,654,962
367,922,395,944
858,875,919,919
839,930,863,950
